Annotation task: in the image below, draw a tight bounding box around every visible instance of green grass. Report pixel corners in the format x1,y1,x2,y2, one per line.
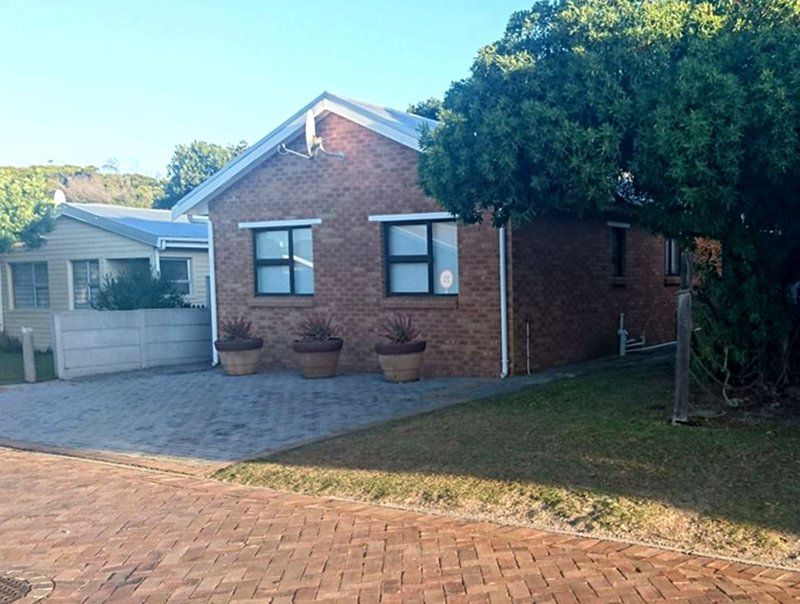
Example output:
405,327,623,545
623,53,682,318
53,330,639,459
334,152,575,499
218,360,800,567
0,351,55,385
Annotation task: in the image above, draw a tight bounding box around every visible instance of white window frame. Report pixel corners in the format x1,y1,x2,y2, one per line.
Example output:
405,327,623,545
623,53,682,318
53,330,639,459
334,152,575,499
664,238,681,277
70,259,101,309
159,257,192,295
10,261,50,310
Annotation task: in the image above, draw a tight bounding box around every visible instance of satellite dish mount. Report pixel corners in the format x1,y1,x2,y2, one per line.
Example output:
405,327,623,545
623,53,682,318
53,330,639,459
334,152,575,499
277,110,345,160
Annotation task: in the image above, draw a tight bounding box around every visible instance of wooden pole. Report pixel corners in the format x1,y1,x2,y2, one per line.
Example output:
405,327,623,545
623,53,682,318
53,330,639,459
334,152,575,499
672,249,693,425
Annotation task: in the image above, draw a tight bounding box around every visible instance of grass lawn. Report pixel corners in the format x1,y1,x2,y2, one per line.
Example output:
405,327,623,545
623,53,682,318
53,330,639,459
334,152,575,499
219,358,800,567
0,351,55,385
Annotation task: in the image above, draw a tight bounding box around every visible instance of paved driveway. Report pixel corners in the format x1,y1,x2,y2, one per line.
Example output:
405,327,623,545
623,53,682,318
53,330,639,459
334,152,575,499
2,447,798,603
0,365,528,465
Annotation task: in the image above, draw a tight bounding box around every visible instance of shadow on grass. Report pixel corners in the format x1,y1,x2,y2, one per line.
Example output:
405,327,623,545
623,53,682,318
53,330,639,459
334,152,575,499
233,358,800,535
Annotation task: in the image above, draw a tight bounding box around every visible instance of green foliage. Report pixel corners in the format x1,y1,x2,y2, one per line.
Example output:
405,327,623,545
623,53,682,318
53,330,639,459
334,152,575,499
155,140,247,209
0,331,22,353
0,164,166,252
93,264,186,310
0,166,56,252
407,98,443,120
419,0,800,391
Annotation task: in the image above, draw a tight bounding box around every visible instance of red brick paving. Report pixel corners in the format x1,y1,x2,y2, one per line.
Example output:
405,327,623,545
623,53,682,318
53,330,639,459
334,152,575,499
0,447,798,603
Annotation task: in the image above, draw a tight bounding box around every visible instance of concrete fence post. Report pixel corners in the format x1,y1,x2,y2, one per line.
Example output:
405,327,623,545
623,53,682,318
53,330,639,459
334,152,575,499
138,309,148,369
21,326,36,383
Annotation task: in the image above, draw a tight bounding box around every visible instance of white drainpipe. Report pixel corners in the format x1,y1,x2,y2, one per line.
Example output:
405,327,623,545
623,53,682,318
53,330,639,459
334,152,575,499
499,226,509,378
190,215,219,365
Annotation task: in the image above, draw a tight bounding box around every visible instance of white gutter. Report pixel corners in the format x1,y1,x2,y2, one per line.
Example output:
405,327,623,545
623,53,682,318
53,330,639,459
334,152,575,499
189,216,219,365
499,226,509,378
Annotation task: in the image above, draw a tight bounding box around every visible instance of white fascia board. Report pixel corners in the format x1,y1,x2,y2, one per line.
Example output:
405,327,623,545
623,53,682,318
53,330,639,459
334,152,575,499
238,218,322,229
607,221,631,229
368,212,455,223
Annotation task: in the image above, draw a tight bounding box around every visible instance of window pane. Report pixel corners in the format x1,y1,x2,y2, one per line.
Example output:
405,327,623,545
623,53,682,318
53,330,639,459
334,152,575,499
292,228,313,265
432,222,459,294
11,264,34,308
257,265,291,294
72,261,90,308
35,286,50,308
611,228,626,277
294,262,314,294
256,230,289,259
161,259,189,282
388,224,427,256
389,262,429,293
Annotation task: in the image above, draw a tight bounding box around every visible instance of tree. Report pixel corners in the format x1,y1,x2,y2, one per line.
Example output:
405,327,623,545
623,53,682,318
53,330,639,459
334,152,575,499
407,98,443,120
0,167,55,253
419,1,800,398
93,264,186,310
155,140,247,209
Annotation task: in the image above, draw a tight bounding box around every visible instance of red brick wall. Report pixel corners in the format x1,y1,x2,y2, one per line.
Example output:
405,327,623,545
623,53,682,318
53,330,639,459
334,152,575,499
209,113,503,377
509,218,677,373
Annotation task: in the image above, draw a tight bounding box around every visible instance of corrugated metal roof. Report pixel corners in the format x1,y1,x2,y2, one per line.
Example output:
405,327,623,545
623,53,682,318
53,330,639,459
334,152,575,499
59,203,208,248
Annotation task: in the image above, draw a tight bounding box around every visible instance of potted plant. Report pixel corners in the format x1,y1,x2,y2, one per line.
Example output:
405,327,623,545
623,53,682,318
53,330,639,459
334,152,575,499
214,316,263,376
375,314,426,382
292,313,343,378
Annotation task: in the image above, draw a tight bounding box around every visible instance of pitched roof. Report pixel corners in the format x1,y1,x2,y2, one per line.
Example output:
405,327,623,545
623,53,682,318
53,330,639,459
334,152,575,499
59,202,208,248
171,92,440,219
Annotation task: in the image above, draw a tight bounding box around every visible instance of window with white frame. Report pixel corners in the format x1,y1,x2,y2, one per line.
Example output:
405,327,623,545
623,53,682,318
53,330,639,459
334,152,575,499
664,239,680,277
72,259,100,308
384,220,459,295
610,226,627,277
253,227,314,295
160,258,191,295
11,262,49,309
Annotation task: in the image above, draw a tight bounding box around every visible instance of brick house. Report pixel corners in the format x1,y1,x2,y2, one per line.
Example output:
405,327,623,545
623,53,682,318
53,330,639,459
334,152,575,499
173,92,677,377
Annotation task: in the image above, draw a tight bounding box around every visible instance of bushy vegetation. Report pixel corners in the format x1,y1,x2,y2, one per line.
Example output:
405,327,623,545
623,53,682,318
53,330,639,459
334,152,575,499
419,0,800,402
93,264,186,310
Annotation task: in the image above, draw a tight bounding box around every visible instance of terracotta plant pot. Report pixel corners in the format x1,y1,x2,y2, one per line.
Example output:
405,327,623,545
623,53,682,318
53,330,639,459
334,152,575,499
375,340,426,382
292,338,343,378
214,338,264,376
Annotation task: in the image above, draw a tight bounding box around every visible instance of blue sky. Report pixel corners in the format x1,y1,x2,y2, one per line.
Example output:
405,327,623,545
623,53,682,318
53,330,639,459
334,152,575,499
0,1,530,176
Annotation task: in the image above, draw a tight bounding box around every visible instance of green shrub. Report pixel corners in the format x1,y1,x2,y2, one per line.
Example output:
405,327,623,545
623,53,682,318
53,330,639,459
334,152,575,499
93,264,186,310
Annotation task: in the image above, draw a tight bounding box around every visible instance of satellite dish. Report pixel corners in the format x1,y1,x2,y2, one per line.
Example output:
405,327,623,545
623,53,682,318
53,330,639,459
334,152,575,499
53,189,66,205
277,109,345,160
305,110,317,156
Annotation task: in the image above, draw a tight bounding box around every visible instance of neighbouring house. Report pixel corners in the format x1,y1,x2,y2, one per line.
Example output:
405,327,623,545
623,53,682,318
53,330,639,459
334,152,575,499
0,202,210,350
172,92,678,377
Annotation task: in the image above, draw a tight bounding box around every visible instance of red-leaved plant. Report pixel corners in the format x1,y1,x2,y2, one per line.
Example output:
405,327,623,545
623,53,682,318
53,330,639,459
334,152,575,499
294,313,340,342
220,316,255,340
380,314,420,344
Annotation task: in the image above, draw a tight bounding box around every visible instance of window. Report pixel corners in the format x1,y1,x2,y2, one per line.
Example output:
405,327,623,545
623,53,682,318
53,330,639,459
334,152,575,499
611,226,627,277
160,258,191,295
72,259,100,308
384,220,459,295
664,239,680,277
11,262,49,309
253,227,314,295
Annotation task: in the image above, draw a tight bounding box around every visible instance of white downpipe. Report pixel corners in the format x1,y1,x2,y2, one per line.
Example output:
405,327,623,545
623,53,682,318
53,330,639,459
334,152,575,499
499,226,509,378
190,215,219,365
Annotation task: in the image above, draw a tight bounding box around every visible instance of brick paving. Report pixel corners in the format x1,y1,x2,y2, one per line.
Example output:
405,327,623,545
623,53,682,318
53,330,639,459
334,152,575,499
1,448,798,603
0,356,612,465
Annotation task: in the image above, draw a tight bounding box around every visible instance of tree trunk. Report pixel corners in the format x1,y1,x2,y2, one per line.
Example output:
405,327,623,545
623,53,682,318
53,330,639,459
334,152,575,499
673,249,693,425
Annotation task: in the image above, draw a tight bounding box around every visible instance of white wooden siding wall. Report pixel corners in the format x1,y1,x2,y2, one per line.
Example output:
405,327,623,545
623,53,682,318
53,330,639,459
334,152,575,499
0,216,209,349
